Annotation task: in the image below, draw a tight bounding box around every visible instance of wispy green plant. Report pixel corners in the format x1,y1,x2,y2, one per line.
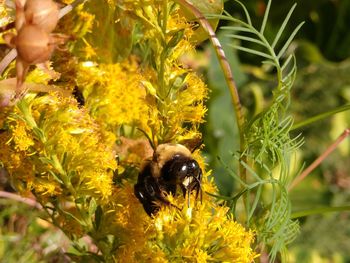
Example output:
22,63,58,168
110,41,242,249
216,153,300,262
204,0,304,261
216,2,300,177
212,0,304,164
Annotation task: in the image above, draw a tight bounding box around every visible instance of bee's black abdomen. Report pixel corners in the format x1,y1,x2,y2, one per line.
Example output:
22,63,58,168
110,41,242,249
134,181,159,216
134,163,160,216
72,86,85,107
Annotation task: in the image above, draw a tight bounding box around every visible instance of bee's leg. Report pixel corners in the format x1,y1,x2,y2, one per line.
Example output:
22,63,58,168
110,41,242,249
184,176,202,206
193,176,202,203
157,194,179,209
180,184,191,208
187,188,191,208
140,176,179,215
155,185,181,212
195,170,203,203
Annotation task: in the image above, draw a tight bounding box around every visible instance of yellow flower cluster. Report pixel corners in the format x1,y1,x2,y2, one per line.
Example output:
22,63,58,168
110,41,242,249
0,4,10,28
0,1,257,261
77,58,149,133
1,93,117,201
152,203,256,263
107,177,256,262
77,60,206,146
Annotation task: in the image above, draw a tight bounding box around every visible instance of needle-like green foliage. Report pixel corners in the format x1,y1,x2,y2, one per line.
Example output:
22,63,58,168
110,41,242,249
216,0,304,164
207,0,304,261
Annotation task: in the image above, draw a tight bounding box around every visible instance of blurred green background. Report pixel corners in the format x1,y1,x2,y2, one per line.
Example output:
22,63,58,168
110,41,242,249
202,0,350,262
1,0,350,262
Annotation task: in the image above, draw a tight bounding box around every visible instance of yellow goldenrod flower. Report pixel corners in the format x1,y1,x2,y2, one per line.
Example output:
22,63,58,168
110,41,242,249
0,3,10,28
33,177,62,197
0,2,258,262
77,59,150,133
152,194,256,263
2,93,117,202
9,121,35,151
105,170,256,262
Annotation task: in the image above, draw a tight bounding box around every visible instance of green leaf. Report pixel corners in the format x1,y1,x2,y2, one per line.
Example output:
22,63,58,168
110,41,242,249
94,205,103,231
271,3,297,49
166,29,185,49
221,25,254,33
260,0,271,34
84,0,134,62
292,104,350,130
232,0,251,26
229,44,274,60
75,197,85,204
89,198,97,217
277,21,305,59
226,34,265,46
248,184,262,222
47,170,64,184
291,206,350,219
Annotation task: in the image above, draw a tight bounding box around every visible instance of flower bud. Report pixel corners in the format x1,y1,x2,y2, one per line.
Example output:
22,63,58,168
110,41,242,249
15,25,54,64
24,0,59,33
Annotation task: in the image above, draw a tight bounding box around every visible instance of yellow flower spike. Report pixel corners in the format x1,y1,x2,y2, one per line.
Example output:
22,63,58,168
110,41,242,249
0,4,10,28
2,93,117,203
194,248,211,263
33,178,62,197
133,179,257,262
154,215,163,232
77,61,151,134
0,2,259,262
185,206,193,220
108,185,155,261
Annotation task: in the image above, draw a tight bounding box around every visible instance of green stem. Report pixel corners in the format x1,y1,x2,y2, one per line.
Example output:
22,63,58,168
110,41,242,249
175,0,246,171
292,104,350,130
291,206,350,219
175,0,248,218
158,0,168,99
0,190,42,209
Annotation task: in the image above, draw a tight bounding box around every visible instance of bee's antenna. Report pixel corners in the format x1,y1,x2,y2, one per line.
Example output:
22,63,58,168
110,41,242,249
136,128,155,150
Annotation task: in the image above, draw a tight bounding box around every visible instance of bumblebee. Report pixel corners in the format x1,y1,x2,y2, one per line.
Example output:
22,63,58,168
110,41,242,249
134,143,202,216
72,86,85,107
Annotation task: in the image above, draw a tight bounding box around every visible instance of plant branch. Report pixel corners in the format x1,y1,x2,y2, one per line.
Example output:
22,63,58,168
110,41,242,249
175,0,246,173
0,190,42,209
291,104,350,130
289,128,350,191
159,0,168,99
291,205,350,219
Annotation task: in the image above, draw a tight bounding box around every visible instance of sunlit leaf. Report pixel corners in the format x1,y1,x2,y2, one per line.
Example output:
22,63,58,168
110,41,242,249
179,0,224,43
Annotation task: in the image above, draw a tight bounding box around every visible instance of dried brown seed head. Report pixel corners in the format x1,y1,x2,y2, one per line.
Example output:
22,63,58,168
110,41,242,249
24,0,59,33
15,25,54,64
